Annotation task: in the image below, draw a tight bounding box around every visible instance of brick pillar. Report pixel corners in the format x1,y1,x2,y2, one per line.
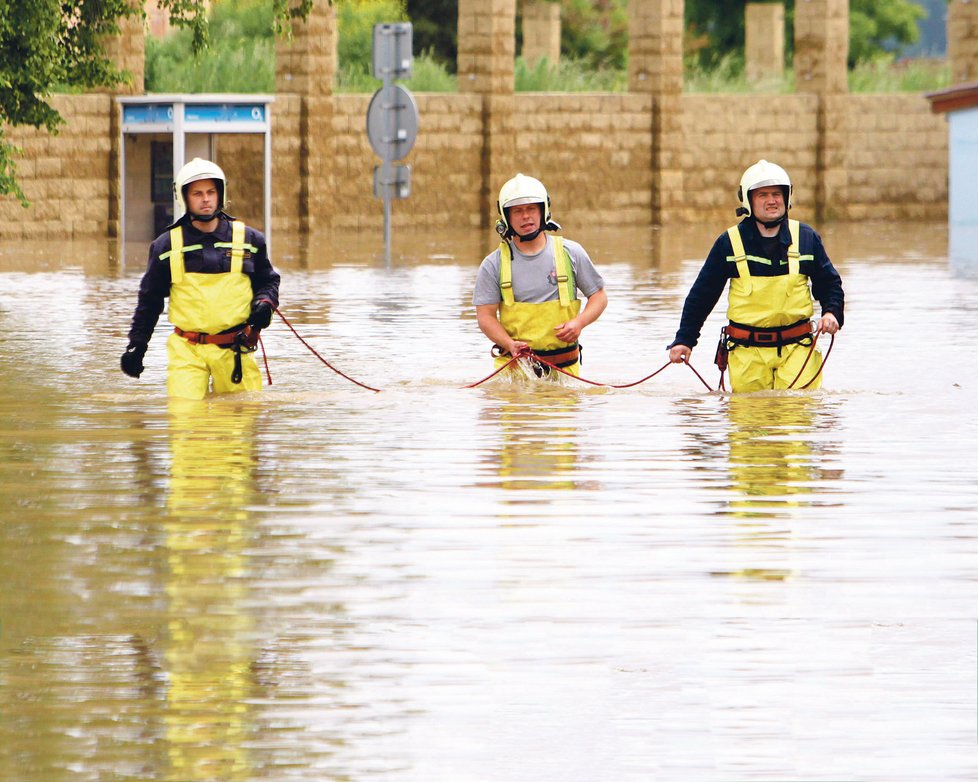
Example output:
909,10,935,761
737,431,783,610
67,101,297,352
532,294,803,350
459,0,517,228
276,0,337,234
794,0,847,94
794,0,848,222
628,0,683,224
745,2,784,83
949,1,978,83
522,1,561,66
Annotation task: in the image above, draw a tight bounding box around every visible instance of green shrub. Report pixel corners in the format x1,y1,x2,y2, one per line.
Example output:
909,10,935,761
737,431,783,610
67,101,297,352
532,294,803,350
515,57,626,92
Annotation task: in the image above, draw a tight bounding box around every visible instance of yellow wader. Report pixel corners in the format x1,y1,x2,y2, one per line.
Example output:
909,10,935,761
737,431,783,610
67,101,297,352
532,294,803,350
725,220,822,393
165,222,261,400
496,236,582,377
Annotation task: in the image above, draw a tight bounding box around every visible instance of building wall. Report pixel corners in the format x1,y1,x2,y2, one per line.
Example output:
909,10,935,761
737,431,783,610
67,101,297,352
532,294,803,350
1,95,114,240
0,90,951,240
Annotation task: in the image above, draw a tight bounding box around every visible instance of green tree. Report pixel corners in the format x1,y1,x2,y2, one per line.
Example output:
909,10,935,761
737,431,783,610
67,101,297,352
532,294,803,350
405,0,456,72
685,0,925,70
0,0,313,205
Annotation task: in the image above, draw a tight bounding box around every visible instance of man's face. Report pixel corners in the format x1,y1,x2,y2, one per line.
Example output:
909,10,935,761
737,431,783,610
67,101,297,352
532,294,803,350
186,178,219,219
749,186,785,223
507,202,542,236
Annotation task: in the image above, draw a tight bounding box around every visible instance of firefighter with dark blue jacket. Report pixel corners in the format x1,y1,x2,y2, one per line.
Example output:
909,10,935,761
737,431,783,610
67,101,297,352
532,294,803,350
120,158,280,400
668,160,844,392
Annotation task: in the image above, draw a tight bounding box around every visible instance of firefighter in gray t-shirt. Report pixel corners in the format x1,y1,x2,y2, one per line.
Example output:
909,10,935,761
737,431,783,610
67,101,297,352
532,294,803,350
473,173,608,377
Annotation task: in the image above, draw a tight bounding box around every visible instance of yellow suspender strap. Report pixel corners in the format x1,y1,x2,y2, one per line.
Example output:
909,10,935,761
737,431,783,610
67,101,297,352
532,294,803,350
230,220,245,274
499,237,574,307
552,235,572,307
498,242,515,306
787,219,800,275
726,225,751,295
168,227,184,284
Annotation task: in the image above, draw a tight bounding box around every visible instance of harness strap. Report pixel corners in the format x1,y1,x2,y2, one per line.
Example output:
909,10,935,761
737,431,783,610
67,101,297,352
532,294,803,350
168,226,184,284
787,219,800,275
723,319,813,348
727,218,802,289
174,325,258,348
168,220,249,283
498,236,575,307
726,225,751,295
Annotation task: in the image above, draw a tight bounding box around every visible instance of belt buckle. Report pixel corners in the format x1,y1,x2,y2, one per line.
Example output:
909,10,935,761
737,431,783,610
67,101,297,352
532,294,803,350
755,331,776,343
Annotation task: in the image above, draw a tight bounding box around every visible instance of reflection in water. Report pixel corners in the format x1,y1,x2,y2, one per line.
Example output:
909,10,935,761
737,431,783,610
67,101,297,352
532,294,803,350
716,393,843,582
724,393,842,518
1,221,978,781
161,398,259,781
476,384,599,496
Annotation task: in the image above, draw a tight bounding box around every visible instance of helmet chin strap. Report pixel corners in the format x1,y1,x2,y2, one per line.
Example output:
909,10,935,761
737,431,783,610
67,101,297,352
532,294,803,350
759,212,787,229
515,227,543,242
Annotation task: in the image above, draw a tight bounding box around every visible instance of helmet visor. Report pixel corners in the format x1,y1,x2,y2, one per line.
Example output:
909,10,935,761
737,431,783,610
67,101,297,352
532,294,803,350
503,196,545,209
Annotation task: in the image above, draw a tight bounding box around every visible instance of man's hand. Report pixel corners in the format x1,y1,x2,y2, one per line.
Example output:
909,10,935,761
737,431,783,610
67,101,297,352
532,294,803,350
120,342,147,378
669,344,691,364
248,299,273,330
554,318,583,343
818,313,840,335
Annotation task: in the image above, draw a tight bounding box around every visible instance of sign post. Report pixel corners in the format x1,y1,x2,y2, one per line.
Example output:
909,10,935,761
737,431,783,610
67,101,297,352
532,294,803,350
366,23,417,263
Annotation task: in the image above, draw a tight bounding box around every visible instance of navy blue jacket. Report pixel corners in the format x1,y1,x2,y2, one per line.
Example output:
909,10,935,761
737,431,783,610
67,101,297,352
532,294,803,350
127,214,280,346
670,217,844,349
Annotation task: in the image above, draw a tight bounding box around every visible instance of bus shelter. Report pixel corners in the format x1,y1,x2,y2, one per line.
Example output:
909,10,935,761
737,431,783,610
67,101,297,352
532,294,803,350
117,94,274,260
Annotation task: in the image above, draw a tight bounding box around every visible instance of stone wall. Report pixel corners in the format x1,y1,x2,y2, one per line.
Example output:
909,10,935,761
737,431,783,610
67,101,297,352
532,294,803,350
0,95,114,240
0,90,952,239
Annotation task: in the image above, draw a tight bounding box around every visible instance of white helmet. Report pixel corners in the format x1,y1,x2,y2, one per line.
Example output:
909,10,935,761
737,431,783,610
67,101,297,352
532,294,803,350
174,157,227,218
495,173,559,239
736,159,792,217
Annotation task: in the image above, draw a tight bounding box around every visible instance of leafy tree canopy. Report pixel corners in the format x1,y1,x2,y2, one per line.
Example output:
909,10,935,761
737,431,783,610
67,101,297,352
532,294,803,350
0,0,313,204
686,0,926,69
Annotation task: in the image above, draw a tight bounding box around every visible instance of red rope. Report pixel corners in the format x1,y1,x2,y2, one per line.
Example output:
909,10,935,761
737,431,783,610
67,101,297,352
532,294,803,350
272,306,382,393
786,330,834,390
258,333,272,385
463,350,715,392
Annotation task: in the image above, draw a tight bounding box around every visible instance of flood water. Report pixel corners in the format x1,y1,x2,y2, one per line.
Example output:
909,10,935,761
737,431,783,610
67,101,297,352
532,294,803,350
1,221,976,782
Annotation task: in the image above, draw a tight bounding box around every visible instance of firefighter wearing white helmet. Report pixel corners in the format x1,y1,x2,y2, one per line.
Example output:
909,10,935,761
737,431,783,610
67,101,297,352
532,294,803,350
121,157,281,399
474,173,608,378
667,159,845,392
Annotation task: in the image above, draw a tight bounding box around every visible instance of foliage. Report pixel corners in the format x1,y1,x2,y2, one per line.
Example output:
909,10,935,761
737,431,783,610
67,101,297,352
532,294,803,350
337,51,456,92
848,57,950,93
685,53,794,94
685,0,926,70
849,0,925,65
515,56,625,93
685,54,949,95
336,0,407,76
405,0,456,73
559,0,628,70
145,0,276,93
0,0,313,205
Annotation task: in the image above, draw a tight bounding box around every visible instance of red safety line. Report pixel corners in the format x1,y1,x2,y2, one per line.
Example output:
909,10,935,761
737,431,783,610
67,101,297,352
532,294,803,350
272,307,382,393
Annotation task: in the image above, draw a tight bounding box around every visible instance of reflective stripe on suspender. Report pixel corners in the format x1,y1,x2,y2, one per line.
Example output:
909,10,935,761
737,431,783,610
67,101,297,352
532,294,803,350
552,235,572,307
168,220,248,283
787,219,800,275
498,236,574,307
727,225,751,295
169,226,184,284
727,218,802,291
499,241,515,306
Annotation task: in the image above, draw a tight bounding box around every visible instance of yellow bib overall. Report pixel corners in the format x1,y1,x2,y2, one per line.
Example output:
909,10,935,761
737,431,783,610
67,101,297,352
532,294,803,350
164,221,262,399
496,236,583,376
725,220,822,392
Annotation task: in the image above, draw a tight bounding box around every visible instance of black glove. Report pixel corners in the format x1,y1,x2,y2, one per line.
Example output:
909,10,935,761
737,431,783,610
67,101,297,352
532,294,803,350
247,299,273,330
120,342,147,378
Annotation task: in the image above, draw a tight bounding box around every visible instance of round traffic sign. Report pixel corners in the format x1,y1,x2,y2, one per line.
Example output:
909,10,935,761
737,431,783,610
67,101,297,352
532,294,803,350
366,84,419,162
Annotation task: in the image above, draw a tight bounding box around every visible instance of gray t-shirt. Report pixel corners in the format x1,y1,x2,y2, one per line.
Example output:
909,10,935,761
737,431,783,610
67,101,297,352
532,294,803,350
472,234,605,306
